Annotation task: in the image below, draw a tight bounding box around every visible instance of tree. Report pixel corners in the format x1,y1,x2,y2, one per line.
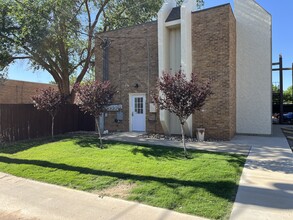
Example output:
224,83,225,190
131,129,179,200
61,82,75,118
0,0,101,102
69,69,95,86
0,72,7,85
272,84,293,104
284,86,293,104
32,87,63,139
153,71,212,156
103,0,204,31
75,80,116,148
272,84,279,94
0,0,204,102
272,84,280,105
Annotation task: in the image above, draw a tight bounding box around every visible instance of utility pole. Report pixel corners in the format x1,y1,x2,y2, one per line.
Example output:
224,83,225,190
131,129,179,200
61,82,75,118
272,54,293,124
279,55,284,123
100,37,111,133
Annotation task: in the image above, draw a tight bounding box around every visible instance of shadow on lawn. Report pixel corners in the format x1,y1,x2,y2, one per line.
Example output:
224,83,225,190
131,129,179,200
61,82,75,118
130,146,185,160
74,135,104,148
0,155,237,202
130,144,246,165
0,134,98,154
73,137,183,159
0,136,69,154
75,137,246,168
0,141,38,154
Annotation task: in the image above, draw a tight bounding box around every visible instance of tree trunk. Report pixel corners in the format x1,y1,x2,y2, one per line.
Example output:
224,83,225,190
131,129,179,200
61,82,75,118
180,122,187,156
95,116,103,148
51,115,55,139
70,89,77,104
58,77,73,103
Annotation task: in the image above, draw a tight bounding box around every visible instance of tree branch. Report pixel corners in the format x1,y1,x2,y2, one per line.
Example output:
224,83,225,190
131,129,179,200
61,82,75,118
91,0,110,33
75,0,109,85
72,59,87,72
2,31,62,82
68,1,85,24
11,56,32,60
57,21,69,76
85,0,91,30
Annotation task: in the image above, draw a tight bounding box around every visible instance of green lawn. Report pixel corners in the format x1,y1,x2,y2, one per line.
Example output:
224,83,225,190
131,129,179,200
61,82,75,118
0,135,245,219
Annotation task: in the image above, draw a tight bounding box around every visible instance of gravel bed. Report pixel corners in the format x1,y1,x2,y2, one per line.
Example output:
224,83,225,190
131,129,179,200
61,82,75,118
138,133,198,142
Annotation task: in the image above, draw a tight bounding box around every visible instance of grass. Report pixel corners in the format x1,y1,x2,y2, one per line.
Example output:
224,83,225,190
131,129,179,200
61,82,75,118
0,135,246,219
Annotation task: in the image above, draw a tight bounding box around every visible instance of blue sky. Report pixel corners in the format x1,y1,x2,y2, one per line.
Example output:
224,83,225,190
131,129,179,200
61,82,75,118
7,0,293,89
203,0,293,90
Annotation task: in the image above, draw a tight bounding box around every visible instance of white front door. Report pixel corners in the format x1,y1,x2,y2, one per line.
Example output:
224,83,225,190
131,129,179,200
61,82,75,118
131,95,146,132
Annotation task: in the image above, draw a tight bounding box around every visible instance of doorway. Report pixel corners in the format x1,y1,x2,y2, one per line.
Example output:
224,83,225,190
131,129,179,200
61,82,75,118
130,94,146,132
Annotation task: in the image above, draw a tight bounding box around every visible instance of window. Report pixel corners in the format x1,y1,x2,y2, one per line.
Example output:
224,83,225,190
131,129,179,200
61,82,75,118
135,97,143,114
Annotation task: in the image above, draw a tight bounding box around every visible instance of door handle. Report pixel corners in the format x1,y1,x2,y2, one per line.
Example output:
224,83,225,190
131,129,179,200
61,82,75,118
132,112,134,117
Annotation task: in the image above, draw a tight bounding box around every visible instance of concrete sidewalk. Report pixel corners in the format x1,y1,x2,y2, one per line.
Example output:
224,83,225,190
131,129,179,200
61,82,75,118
229,135,293,220
0,172,207,220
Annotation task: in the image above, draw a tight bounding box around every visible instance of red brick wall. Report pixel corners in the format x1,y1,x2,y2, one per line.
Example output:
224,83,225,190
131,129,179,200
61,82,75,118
95,22,163,134
0,80,58,104
191,5,236,140
95,4,236,140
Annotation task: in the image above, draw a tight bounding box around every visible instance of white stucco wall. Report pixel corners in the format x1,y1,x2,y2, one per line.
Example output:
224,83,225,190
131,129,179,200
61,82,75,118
235,0,272,135
181,0,194,137
169,27,182,134
158,0,195,136
158,0,176,135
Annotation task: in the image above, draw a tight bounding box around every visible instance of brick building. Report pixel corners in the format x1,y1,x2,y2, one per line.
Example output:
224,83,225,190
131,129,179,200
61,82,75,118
95,0,272,140
0,80,57,104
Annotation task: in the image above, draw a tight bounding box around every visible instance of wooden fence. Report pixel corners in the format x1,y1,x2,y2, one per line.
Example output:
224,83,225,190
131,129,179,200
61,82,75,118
0,104,95,142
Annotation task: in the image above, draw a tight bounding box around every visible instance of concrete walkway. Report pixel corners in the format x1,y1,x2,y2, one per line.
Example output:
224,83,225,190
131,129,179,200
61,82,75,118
0,172,207,220
229,135,293,220
103,132,251,155
0,131,292,220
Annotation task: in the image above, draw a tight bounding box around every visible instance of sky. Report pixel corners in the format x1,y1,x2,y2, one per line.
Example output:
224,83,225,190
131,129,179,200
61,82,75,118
7,0,293,89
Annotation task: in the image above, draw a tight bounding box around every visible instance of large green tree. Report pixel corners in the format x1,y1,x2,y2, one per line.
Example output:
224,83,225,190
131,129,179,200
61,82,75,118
103,0,204,31
284,85,293,104
272,84,280,105
0,0,203,102
0,0,106,102
0,72,7,84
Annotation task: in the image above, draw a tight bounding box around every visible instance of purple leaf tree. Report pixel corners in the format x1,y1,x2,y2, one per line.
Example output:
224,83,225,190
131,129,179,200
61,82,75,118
153,71,212,156
32,87,63,139
75,80,116,148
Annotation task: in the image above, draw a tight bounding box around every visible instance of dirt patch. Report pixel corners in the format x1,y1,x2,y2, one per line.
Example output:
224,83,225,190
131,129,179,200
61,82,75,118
95,182,136,199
